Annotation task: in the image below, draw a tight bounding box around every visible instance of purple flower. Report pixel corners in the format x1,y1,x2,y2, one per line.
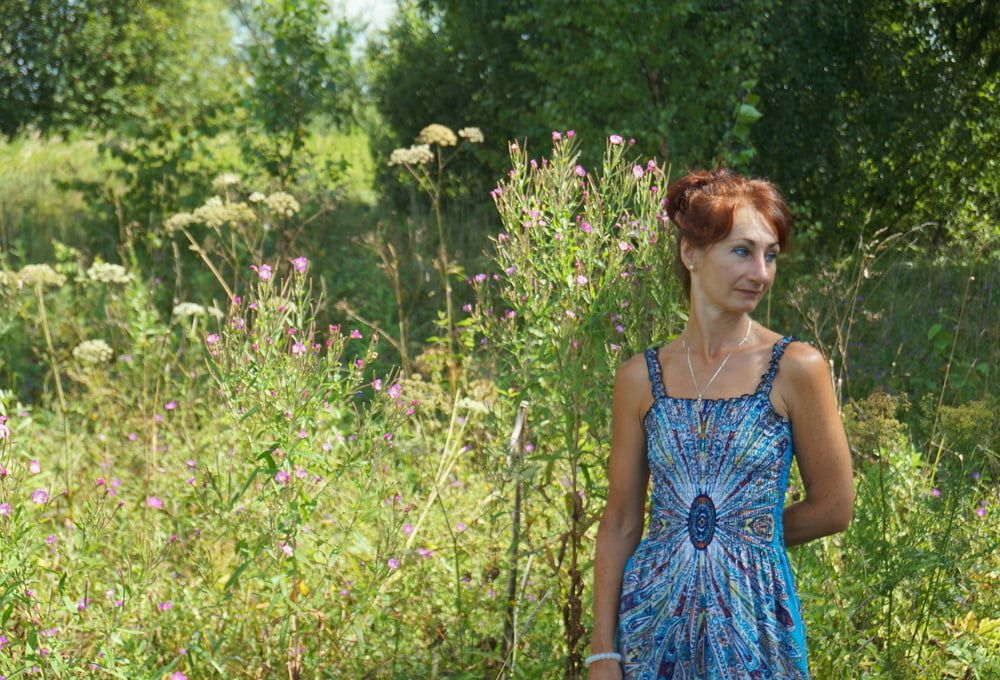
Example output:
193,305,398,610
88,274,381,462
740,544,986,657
30,489,49,504
931,488,941,497
402,522,414,535
456,522,467,532
146,497,163,509
609,134,623,145
279,542,294,557
575,275,588,285
164,401,178,411
580,221,592,233
158,601,173,611
291,257,309,273
387,557,400,570
551,131,562,141
388,383,403,399
349,329,363,339
274,470,290,485
29,460,40,474
205,334,220,346
632,165,644,178
976,507,986,517
0,503,10,516
416,547,434,559
291,342,306,356
373,378,383,391
251,264,273,281
170,673,188,680
574,165,587,177
566,130,575,138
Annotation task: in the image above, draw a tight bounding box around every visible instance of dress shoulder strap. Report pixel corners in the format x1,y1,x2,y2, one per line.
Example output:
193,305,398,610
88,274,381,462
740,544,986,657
760,335,803,396
644,347,666,400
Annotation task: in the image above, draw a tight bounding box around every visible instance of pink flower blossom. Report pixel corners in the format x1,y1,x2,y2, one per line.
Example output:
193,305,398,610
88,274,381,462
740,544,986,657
632,165,644,178
0,503,10,516
574,165,587,177
279,542,294,557
170,673,188,680
416,548,434,559
976,507,986,517
291,342,306,356
373,378,383,391
274,470,290,485
387,557,400,570
127,432,138,441
402,523,414,535
158,601,173,611
30,489,49,504
551,131,562,141
164,401,178,411
580,221,592,233
206,334,220,345
931,488,941,497
575,275,588,285
566,130,575,138
146,497,163,509
291,257,309,273
388,383,403,399
349,329,363,339
609,134,623,145
29,460,40,474
456,522,467,532
251,264,273,281
618,241,634,252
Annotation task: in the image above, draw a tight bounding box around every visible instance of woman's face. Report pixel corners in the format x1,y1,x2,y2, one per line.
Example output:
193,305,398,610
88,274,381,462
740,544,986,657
684,203,780,312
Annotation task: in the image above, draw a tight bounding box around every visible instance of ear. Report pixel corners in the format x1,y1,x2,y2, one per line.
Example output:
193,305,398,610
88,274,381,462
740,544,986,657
680,237,700,271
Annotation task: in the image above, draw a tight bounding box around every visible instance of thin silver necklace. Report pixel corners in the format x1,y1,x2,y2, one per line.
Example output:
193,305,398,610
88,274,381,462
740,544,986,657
680,317,753,417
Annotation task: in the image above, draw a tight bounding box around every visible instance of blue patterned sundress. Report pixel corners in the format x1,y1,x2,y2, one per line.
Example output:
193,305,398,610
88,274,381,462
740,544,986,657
617,336,811,679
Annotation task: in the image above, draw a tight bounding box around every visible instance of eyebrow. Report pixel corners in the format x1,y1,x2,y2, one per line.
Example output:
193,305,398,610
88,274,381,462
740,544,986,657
732,238,780,249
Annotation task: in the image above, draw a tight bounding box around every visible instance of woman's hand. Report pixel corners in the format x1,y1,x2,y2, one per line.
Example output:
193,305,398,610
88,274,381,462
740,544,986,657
587,658,623,680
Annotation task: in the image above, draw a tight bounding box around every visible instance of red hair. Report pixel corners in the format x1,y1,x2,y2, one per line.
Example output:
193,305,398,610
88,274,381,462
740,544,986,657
664,168,793,299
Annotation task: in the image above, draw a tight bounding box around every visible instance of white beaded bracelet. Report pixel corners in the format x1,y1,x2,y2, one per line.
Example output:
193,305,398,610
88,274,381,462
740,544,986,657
583,651,622,667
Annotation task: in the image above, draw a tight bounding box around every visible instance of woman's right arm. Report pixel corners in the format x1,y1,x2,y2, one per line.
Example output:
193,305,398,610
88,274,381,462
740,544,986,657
589,355,651,679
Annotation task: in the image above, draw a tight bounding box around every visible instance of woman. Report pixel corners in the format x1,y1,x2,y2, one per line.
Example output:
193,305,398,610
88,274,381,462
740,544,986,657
586,169,855,679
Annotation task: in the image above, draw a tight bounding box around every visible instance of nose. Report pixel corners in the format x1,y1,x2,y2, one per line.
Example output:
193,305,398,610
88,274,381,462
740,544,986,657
748,252,771,285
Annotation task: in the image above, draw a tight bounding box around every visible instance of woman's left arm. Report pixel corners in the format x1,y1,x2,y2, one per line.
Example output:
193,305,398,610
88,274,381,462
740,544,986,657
781,342,855,547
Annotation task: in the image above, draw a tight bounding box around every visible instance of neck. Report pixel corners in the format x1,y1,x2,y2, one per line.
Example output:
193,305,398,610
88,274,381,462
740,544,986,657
682,314,754,361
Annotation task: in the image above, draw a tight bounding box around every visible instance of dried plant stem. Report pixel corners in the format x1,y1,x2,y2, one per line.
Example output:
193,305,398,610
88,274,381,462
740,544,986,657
34,285,71,488
181,227,235,300
501,400,530,678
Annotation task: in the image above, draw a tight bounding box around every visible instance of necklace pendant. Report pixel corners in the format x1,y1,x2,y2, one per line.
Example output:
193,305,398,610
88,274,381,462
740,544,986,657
695,397,703,412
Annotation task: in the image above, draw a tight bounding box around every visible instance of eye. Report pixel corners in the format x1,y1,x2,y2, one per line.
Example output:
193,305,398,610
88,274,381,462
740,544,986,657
766,251,779,262
733,247,749,257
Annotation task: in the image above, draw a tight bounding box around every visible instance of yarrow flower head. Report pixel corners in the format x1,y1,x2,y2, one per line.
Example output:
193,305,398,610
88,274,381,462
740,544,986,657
416,123,458,146
72,339,113,364
457,127,484,143
172,302,206,318
248,191,266,203
192,196,255,229
265,192,300,217
211,173,241,193
164,212,197,234
18,264,65,288
86,262,130,284
388,144,434,166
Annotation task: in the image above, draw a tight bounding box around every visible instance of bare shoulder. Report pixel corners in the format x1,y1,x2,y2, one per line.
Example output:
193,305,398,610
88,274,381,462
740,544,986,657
615,350,653,420
782,339,829,379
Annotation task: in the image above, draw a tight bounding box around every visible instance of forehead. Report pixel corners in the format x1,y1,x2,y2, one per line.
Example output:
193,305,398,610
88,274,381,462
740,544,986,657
728,203,778,244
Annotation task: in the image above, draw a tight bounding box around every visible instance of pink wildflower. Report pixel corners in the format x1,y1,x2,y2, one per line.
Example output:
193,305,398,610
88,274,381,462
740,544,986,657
291,257,309,273
274,470,290,485
164,401,178,411
387,557,400,570
146,497,163,509
580,221,593,233
0,503,10,516
170,673,188,680
632,165,644,178
575,275,588,285
373,378,383,391
552,131,562,141
251,264,273,281
206,334,220,345
158,601,173,611
416,548,434,559
609,134,623,145
291,342,306,356
279,542,294,557
402,523,414,535
30,489,49,504
388,383,403,399
574,165,587,177
349,329,363,339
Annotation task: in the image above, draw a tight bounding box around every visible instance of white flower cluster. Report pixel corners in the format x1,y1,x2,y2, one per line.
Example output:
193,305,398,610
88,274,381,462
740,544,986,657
86,262,130,284
18,264,65,287
0,270,14,288
458,127,484,144
211,173,242,193
248,192,266,203
73,339,113,364
417,124,458,146
172,302,207,318
388,144,434,167
265,191,300,217
192,196,255,229
164,212,197,234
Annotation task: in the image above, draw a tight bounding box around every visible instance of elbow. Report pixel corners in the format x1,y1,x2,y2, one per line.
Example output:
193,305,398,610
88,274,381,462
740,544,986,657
830,493,855,534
